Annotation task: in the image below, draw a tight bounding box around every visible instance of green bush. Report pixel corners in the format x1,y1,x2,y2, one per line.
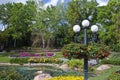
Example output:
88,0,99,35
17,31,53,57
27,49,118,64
108,70,120,80
62,43,110,59
101,58,120,65
62,43,88,59
66,59,95,72
110,52,120,59
109,43,120,52
10,58,28,65
88,43,110,59
66,59,84,69
0,67,25,80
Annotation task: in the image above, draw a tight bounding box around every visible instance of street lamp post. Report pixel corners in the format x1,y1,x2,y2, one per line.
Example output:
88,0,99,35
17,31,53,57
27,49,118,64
73,19,98,80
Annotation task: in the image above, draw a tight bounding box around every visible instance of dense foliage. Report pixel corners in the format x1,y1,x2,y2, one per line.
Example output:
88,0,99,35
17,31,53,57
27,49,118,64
101,58,120,65
62,43,87,59
101,52,120,65
0,0,120,52
62,43,110,59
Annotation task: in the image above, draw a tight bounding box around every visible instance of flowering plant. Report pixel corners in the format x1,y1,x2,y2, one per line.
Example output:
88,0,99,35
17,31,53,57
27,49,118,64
45,76,84,80
19,52,40,57
62,43,110,59
28,57,63,64
46,52,55,57
62,43,88,59
88,43,110,59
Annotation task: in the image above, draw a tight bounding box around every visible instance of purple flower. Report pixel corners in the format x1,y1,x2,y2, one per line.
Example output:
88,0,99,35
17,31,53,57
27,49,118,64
31,54,40,57
46,53,55,57
20,52,31,57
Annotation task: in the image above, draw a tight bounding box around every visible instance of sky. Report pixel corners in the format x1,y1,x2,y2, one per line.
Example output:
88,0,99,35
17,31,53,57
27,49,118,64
0,0,109,6
0,0,109,31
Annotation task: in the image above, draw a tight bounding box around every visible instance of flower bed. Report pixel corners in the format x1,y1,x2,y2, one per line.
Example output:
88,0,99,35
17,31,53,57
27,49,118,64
45,76,84,80
10,52,55,58
28,57,63,64
10,52,40,58
46,52,55,57
10,57,63,64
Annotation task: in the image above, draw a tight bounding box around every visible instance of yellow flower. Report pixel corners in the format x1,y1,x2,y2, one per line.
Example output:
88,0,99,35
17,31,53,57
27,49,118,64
45,76,84,80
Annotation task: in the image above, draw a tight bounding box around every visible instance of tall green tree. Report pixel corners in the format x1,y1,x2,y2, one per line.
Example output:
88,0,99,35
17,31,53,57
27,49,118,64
97,0,120,51
32,5,62,48
0,1,37,48
66,0,98,25
66,0,98,44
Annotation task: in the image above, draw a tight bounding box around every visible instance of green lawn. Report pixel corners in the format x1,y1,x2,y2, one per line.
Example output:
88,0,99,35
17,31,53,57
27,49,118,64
0,55,10,62
89,65,120,80
54,52,63,58
0,52,16,62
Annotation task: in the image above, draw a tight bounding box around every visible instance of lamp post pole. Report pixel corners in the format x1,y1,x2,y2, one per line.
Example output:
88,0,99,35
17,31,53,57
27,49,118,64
83,28,88,80
73,20,98,80
82,20,90,80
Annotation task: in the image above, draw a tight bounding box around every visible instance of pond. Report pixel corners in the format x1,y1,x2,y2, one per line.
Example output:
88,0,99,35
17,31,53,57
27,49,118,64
0,65,83,80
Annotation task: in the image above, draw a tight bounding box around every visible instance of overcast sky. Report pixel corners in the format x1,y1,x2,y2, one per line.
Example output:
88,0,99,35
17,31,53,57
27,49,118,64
0,0,109,31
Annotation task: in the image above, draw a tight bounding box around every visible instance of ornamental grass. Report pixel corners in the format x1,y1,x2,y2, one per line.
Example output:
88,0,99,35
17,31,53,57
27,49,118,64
46,76,84,80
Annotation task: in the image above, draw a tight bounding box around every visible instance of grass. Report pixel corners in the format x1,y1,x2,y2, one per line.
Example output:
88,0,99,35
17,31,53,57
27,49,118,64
0,52,17,62
0,55,10,62
54,52,63,58
89,65,120,80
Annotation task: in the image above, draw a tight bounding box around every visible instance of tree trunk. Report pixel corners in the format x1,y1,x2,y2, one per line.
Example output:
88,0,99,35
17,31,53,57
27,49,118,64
14,39,16,48
47,38,50,48
42,36,45,48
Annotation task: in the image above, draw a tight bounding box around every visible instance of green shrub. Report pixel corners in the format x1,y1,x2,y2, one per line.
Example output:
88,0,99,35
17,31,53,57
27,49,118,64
0,67,25,80
110,52,120,59
109,43,120,52
66,59,95,72
62,43,110,59
108,70,120,80
101,58,120,65
66,59,84,69
88,43,110,59
10,58,28,65
62,43,88,59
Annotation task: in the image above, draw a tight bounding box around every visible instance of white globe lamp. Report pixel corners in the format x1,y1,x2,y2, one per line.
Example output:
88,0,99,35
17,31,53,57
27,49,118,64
82,20,90,27
73,25,80,33
91,25,98,33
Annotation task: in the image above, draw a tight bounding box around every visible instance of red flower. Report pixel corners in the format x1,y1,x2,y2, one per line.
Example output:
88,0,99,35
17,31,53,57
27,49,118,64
63,53,68,57
104,52,108,57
